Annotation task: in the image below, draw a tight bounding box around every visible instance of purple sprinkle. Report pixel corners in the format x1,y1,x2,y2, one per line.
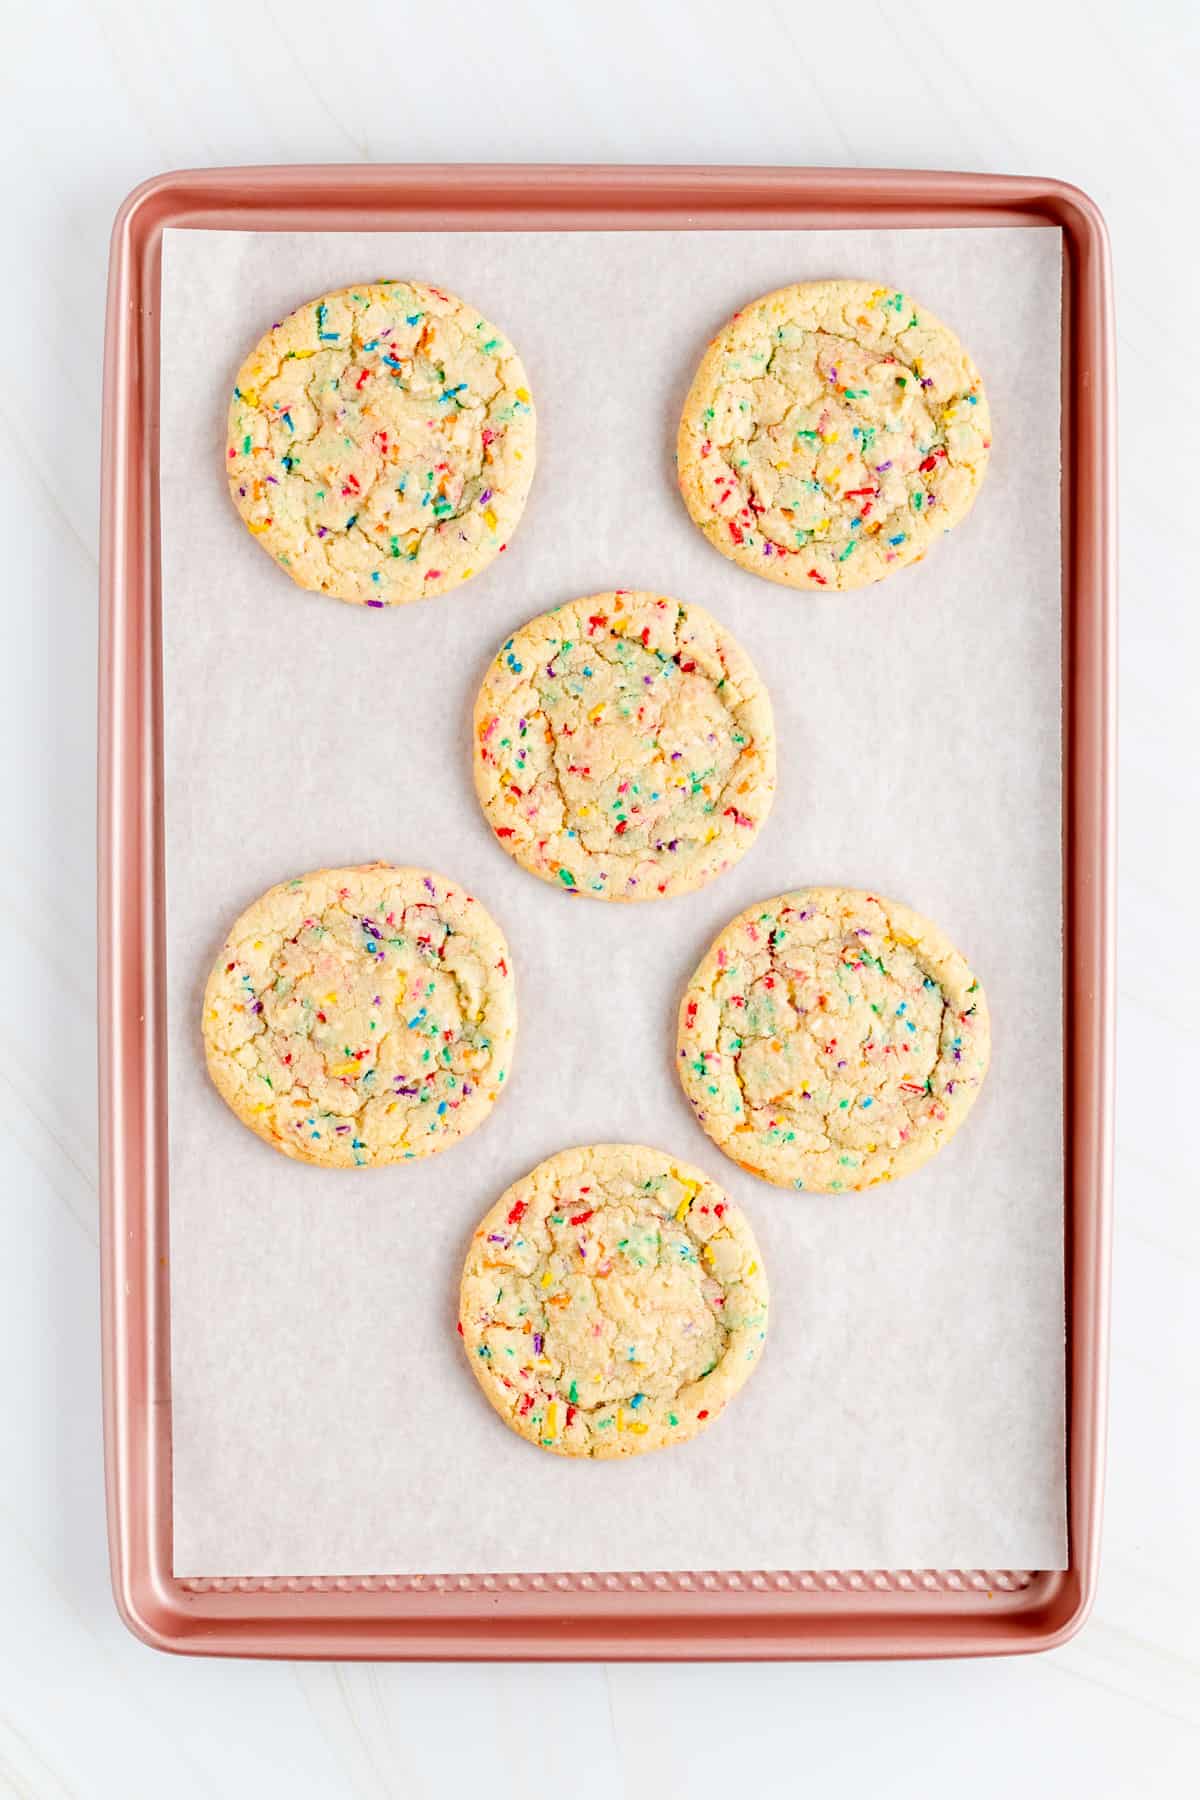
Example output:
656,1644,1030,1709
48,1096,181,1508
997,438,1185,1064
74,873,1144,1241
367,598,384,608
462,1083,472,1097
251,1000,264,1014
361,917,382,940
919,376,934,389
487,1233,506,1243
546,661,557,677
478,487,493,505
533,1333,544,1355
424,877,436,897
829,366,838,379
394,1082,419,1096
643,674,653,685
237,486,246,497
335,1125,351,1134
317,526,328,537
266,475,278,485
855,928,871,937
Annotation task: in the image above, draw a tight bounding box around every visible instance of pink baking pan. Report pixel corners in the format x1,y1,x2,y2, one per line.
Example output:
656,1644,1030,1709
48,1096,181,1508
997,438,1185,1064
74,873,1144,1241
98,164,1114,1659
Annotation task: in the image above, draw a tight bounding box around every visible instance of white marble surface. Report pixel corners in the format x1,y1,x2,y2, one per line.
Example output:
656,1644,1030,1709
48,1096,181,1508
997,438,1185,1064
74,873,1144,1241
4,0,1197,1793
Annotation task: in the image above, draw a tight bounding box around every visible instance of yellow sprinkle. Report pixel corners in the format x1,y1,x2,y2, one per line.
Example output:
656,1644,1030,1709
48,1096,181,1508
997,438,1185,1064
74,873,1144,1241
626,1421,649,1435
240,387,260,406
484,507,498,530
322,991,338,1003
515,386,531,403
588,705,606,725
544,1403,557,1438
329,1061,360,1079
821,431,839,444
540,1269,553,1289
746,1261,758,1276
672,1176,700,1221
290,349,316,360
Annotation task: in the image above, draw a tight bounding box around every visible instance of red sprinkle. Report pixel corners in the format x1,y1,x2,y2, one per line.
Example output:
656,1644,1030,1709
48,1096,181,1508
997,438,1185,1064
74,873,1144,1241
807,568,828,585
507,1199,528,1225
570,1208,594,1226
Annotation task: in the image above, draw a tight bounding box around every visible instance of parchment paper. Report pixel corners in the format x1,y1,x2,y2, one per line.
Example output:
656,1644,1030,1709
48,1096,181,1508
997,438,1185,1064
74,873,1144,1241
160,226,1065,1576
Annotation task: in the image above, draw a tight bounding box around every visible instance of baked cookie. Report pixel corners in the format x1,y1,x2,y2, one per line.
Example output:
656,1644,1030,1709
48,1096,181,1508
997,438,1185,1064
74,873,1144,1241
226,281,535,606
677,279,990,590
459,1144,768,1458
473,591,775,900
677,887,990,1191
202,864,516,1166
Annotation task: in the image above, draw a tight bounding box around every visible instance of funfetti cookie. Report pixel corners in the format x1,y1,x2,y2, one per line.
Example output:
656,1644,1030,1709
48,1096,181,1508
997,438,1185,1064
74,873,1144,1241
473,591,776,900
678,887,990,1191
677,280,990,590
227,281,535,606
202,864,516,1166
459,1144,769,1458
